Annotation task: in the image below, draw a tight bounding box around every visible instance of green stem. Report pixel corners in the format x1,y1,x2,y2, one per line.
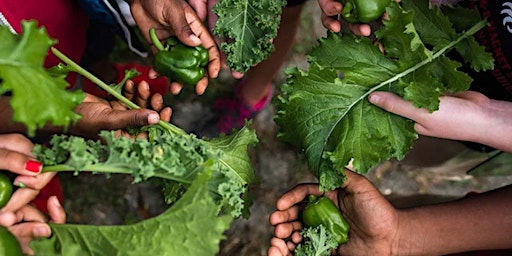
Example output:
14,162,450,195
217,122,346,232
149,28,165,52
366,19,488,95
42,164,193,185
50,47,186,135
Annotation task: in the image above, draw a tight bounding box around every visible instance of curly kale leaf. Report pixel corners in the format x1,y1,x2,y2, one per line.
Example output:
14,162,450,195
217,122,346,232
294,225,338,256
213,0,285,73
35,125,258,218
30,169,233,256
0,20,84,136
275,0,493,191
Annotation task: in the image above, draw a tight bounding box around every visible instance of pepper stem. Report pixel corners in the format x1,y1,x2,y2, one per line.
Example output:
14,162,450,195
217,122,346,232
149,28,165,52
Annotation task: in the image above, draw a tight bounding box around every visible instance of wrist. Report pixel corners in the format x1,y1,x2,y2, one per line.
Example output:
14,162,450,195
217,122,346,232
392,209,432,256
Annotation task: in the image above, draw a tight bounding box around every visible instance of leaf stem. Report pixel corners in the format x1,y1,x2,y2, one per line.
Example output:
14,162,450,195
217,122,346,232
50,47,185,135
366,19,488,96
42,164,193,185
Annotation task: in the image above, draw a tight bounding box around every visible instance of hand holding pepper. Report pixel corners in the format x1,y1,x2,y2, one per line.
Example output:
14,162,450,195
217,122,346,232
268,169,398,256
316,0,391,36
129,0,221,95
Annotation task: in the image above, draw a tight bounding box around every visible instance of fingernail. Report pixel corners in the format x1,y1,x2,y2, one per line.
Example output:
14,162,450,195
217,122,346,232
189,34,200,44
34,225,50,237
148,113,160,124
369,94,380,104
25,160,42,173
52,196,62,208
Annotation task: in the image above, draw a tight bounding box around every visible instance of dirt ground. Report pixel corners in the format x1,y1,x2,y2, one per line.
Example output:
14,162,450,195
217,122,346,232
60,2,512,255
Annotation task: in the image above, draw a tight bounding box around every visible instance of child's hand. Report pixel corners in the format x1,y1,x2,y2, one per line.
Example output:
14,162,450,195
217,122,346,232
0,134,57,216
268,182,340,255
2,196,65,255
317,0,390,36
369,90,512,152
124,79,172,124
130,0,221,95
268,169,400,256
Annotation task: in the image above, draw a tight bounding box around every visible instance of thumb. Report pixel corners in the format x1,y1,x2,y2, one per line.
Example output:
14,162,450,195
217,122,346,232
110,110,160,129
0,149,42,176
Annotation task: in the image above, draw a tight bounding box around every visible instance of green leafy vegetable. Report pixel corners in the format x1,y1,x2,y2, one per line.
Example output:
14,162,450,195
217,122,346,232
23,35,258,255
275,0,494,191
0,20,85,136
294,225,338,256
213,0,286,73
30,169,233,256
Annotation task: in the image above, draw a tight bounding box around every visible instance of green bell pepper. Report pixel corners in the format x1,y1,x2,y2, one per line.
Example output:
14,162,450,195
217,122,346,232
340,0,391,23
302,195,350,244
0,173,13,209
149,28,209,85
0,226,22,256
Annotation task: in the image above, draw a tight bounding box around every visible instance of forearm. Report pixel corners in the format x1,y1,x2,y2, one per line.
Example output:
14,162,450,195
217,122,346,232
395,185,512,255
0,97,62,136
475,102,512,153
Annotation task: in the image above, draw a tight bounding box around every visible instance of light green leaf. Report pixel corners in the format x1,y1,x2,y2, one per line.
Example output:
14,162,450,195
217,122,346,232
31,169,232,256
0,20,84,136
275,0,491,190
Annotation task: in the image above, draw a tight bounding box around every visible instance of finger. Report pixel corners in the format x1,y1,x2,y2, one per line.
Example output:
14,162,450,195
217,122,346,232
172,5,201,47
1,188,38,213
188,0,208,21
267,246,285,256
231,71,245,80
150,93,164,112
276,184,323,211
135,81,151,108
0,149,41,176
14,172,56,190
195,77,209,95
158,107,172,123
0,211,17,227
318,0,343,16
16,204,48,223
274,221,302,239
269,206,301,225
321,13,342,32
187,11,221,79
47,196,65,224
269,237,291,256
9,222,52,255
170,82,184,95
124,80,136,101
349,23,372,36
0,134,34,155
291,230,303,244
368,91,429,122
148,69,159,79
105,109,161,128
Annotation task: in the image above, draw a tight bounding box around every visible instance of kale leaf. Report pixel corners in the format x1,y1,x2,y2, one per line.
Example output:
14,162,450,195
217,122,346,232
213,0,286,73
275,0,494,191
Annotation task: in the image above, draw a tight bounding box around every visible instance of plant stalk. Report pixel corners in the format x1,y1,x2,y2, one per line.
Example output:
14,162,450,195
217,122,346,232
50,47,186,135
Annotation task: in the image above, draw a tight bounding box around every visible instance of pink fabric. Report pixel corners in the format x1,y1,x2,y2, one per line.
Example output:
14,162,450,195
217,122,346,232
213,81,273,133
0,0,89,85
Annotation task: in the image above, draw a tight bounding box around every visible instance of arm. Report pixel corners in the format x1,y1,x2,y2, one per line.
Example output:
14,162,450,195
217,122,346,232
0,90,170,139
269,169,512,255
395,186,512,255
369,91,512,153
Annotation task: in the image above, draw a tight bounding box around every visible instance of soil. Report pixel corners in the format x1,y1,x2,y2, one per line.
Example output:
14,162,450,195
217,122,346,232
59,2,512,255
